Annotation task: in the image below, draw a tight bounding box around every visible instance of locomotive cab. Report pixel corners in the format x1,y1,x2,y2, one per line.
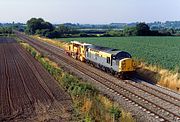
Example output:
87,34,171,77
112,51,136,72
119,58,136,72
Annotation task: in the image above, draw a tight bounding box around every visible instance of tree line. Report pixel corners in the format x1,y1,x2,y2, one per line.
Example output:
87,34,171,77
106,23,172,37
25,18,78,38
25,18,173,38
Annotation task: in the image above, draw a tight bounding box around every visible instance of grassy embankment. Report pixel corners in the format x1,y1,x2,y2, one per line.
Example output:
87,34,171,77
32,36,180,92
60,37,180,92
18,38,135,122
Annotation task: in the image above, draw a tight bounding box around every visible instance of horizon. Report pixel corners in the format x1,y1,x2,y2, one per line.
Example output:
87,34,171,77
0,0,180,24
1,20,180,25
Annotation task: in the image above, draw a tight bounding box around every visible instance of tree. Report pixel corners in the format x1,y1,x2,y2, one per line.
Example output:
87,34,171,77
136,23,150,36
123,26,137,36
44,30,60,38
0,27,13,35
26,18,54,35
57,24,73,34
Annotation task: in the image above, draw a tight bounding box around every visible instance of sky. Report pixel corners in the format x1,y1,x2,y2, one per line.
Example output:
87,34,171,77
0,0,180,24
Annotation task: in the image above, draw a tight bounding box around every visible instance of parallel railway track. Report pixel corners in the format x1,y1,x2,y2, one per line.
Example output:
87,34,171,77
16,32,180,122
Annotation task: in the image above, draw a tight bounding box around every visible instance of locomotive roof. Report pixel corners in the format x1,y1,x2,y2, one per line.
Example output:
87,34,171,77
88,45,126,55
71,41,91,46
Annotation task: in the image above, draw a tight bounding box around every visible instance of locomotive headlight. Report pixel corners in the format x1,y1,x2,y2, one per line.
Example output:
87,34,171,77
121,61,126,67
132,60,136,67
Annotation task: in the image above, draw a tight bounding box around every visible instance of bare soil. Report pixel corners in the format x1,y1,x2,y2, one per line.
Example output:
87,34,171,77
0,38,72,122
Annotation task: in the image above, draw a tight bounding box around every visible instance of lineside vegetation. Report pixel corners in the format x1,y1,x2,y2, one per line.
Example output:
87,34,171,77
0,27,13,36
18,39,135,122
61,37,180,92
31,36,180,92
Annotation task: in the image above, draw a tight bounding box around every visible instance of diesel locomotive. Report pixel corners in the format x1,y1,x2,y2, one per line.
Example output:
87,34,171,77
65,41,136,77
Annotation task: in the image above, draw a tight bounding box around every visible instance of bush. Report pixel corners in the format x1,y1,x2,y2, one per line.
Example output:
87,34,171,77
20,42,134,121
31,51,37,57
0,27,13,35
110,106,121,121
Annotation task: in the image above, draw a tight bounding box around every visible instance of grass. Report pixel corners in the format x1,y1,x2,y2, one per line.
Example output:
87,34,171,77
58,36,180,92
32,35,180,92
60,36,180,72
33,35,180,92
137,63,180,91
19,40,135,122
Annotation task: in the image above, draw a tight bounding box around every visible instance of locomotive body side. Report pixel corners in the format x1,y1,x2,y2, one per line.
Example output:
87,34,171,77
85,48,113,70
65,41,136,76
85,45,136,75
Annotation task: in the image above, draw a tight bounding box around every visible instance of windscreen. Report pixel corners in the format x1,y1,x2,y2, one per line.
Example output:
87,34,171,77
114,52,132,60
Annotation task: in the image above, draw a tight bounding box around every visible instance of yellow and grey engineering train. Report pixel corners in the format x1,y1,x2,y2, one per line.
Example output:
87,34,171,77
65,41,136,76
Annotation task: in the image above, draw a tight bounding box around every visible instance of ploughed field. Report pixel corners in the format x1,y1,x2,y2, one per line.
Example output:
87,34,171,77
61,37,180,71
0,38,72,121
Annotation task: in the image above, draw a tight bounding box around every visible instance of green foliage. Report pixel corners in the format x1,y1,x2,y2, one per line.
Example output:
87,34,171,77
110,106,121,121
26,18,79,38
136,23,150,36
21,42,134,121
61,74,97,96
62,74,77,88
103,23,169,37
31,51,37,57
23,44,62,78
25,18,173,38
85,114,91,122
62,37,180,71
106,30,124,37
123,27,137,36
58,24,73,34
0,27,13,36
26,18,54,35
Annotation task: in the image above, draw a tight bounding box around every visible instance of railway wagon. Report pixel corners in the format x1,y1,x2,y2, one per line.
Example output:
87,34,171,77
65,41,91,62
65,41,136,76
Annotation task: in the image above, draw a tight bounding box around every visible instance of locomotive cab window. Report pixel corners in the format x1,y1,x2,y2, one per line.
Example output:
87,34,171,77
107,57,110,64
115,52,132,60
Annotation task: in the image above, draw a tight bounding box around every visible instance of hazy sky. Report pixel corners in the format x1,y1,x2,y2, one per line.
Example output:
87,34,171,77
0,0,180,24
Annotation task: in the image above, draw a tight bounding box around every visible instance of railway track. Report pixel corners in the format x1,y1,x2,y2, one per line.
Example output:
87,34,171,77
16,32,180,122
128,77,180,106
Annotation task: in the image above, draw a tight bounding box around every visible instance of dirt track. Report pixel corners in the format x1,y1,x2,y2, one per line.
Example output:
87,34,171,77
0,38,72,121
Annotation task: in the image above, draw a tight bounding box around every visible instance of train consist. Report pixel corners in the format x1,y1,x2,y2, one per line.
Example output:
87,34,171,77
65,41,136,76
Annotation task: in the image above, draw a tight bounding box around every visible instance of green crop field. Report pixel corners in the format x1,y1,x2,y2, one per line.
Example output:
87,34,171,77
60,37,180,71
